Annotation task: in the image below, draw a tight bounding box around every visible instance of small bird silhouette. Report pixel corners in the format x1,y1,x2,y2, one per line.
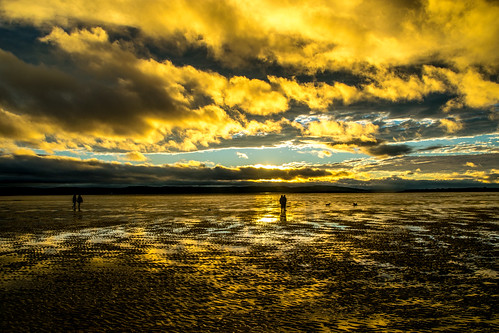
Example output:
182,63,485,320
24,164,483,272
353,202,358,207
325,203,331,207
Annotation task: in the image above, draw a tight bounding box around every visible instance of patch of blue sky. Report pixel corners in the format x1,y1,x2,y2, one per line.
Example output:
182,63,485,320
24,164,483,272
31,149,50,156
50,149,119,162
47,133,496,166
406,133,498,155
145,145,363,167
293,114,323,125
380,117,437,128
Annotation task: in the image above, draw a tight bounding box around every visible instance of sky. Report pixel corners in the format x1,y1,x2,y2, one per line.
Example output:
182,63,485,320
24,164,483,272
0,0,498,190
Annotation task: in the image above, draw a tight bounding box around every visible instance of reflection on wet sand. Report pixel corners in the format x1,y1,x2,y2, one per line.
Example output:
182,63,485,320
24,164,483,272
0,193,498,331
280,211,287,223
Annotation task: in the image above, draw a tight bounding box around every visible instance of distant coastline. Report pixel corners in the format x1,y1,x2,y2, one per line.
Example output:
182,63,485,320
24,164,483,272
0,185,498,196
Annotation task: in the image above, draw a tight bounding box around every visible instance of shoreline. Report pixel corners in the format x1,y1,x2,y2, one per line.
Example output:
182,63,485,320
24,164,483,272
0,185,498,196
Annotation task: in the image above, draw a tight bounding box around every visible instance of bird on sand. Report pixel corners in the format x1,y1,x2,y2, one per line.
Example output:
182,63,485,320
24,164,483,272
353,202,358,207
325,203,331,207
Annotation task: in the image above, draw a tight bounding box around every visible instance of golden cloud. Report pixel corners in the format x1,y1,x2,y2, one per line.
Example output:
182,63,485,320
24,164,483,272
449,70,499,110
3,0,497,71
361,66,498,110
303,119,378,143
39,26,109,53
439,118,463,134
223,76,288,115
269,76,361,109
0,108,45,142
0,27,297,153
1,1,497,163
363,67,448,102
123,151,148,162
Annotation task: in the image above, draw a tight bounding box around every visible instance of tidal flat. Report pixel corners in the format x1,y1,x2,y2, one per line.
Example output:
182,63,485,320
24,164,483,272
0,193,498,332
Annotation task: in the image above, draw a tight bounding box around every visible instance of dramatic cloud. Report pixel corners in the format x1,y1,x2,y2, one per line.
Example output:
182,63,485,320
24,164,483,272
352,153,499,177
302,119,378,143
363,144,413,157
3,0,498,69
0,154,341,185
1,152,496,189
439,118,464,134
269,76,361,109
0,28,294,152
0,1,497,188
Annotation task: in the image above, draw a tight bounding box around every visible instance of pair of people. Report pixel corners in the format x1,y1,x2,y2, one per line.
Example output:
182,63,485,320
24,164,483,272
72,194,83,211
279,195,287,214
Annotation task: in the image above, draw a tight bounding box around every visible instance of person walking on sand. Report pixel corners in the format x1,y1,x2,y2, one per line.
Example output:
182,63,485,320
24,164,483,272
77,194,83,211
72,194,77,211
279,195,287,214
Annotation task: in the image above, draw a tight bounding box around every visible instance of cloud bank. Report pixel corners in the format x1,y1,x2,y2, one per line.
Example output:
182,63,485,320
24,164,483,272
0,0,497,187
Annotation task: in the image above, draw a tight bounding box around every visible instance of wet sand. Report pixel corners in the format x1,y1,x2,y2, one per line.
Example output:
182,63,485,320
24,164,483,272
0,193,498,332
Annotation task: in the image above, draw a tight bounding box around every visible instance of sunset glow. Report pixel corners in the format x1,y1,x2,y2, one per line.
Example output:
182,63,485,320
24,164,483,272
0,0,497,189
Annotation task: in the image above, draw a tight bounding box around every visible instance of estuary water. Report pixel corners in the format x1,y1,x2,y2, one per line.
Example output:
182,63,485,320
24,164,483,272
0,193,497,332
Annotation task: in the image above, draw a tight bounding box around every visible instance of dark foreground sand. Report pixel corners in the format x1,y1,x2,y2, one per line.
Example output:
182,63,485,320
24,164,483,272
1,193,498,332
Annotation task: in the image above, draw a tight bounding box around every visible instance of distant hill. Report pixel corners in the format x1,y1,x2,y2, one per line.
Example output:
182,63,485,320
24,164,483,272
399,187,499,193
1,185,497,196
0,185,368,195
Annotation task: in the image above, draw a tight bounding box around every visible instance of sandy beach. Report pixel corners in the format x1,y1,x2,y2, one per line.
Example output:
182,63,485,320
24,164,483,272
1,193,497,332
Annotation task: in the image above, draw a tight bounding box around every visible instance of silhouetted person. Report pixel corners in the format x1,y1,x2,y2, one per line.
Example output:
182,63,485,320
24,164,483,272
77,194,83,211
72,194,77,211
279,195,287,214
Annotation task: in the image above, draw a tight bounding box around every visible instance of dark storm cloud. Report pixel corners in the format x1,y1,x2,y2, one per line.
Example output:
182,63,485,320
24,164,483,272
0,49,78,110
0,44,182,137
365,144,413,156
323,138,414,157
0,154,333,185
417,145,446,152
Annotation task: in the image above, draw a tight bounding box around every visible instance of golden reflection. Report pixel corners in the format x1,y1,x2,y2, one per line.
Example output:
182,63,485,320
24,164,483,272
89,256,115,269
257,215,278,224
143,247,174,271
1,194,498,330
250,194,295,224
